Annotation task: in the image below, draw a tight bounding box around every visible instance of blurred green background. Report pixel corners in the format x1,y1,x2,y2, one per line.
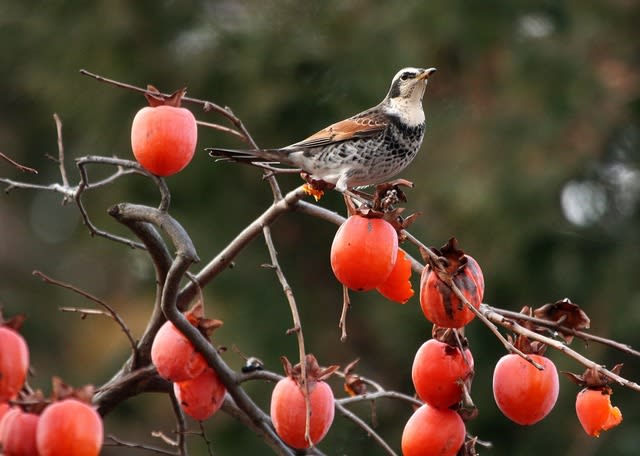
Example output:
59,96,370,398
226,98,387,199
1,1,639,455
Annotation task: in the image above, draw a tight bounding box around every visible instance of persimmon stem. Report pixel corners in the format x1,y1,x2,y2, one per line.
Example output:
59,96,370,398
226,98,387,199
339,285,351,342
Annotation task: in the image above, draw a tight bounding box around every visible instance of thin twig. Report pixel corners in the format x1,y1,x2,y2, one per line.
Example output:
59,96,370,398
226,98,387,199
1,179,76,197
53,113,70,188
32,270,137,357
104,434,178,455
74,156,170,249
79,69,230,119
491,307,640,358
196,119,246,142
169,392,188,456
0,152,38,174
335,403,398,456
197,421,215,456
402,230,442,271
339,285,350,342
263,225,312,446
336,390,422,408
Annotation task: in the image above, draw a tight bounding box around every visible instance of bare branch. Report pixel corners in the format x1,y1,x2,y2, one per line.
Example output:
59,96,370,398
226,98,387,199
196,120,246,143
169,392,188,456
339,285,350,342
0,152,38,174
1,179,75,197
94,366,171,416
335,403,398,456
105,434,178,455
53,113,70,189
491,307,640,358
32,269,137,356
74,156,170,248
263,225,313,445
79,69,229,119
109,218,173,369
197,421,215,456
336,390,422,408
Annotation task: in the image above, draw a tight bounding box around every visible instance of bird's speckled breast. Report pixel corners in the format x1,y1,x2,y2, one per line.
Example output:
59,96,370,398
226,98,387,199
345,118,425,187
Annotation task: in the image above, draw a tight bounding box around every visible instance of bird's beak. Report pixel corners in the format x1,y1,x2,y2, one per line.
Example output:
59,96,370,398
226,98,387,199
417,68,437,81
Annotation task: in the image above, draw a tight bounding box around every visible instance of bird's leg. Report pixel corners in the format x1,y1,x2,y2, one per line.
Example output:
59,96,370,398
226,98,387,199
300,173,334,202
343,188,374,208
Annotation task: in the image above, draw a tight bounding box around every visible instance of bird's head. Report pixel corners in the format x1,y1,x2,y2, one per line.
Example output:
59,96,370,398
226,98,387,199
383,67,436,126
387,67,437,101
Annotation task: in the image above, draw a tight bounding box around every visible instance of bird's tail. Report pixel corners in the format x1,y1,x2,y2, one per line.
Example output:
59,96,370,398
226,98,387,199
206,147,292,165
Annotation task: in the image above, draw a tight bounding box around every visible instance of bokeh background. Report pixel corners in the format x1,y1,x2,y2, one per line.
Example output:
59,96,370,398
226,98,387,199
1,1,639,455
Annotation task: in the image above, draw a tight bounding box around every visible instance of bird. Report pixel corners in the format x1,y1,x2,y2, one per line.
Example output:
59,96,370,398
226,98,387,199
207,67,436,193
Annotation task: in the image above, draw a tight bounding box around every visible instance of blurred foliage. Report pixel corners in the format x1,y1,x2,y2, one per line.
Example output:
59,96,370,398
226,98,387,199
1,0,639,455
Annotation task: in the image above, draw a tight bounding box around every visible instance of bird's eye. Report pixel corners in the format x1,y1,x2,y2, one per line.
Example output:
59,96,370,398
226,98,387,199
400,72,412,81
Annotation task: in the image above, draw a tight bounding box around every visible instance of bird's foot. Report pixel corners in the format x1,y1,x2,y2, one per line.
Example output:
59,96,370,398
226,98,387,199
301,173,334,202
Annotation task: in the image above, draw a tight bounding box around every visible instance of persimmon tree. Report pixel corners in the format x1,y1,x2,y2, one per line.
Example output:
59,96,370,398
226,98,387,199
1,71,639,456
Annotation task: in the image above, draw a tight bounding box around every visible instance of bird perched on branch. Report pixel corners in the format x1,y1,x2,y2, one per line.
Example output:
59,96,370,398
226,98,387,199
207,67,436,193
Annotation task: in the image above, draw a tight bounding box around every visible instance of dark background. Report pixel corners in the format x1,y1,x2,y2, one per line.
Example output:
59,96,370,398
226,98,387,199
1,1,639,455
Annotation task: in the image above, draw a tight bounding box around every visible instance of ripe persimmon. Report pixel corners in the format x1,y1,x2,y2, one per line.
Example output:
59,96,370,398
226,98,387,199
401,403,465,456
575,388,622,437
270,355,337,450
412,338,474,409
420,240,484,328
151,319,207,382
131,89,197,176
36,399,103,456
1,408,39,456
174,367,226,421
330,215,398,291
492,354,559,425
0,326,29,402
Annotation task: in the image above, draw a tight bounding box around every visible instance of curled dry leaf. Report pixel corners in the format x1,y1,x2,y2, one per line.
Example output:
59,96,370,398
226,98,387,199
143,85,188,108
185,301,224,340
340,180,421,235
342,359,367,397
0,309,26,332
51,377,95,404
563,364,624,389
431,326,470,349
511,333,548,356
280,354,339,392
532,298,590,343
373,179,412,209
8,389,48,415
420,238,470,281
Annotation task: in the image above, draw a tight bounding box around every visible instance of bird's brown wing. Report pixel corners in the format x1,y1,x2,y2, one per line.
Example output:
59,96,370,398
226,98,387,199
288,108,388,149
